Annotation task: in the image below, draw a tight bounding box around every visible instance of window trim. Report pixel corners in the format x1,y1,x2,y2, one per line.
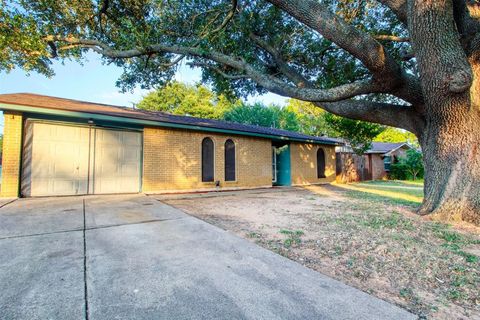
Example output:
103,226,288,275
224,138,237,182
201,137,215,182
317,147,326,179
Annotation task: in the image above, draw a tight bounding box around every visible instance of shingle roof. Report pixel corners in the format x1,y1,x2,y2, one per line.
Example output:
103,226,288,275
0,93,341,145
366,142,408,153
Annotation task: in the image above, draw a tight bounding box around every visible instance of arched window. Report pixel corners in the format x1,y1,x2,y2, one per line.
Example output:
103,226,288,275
225,139,236,181
202,138,214,182
317,148,326,178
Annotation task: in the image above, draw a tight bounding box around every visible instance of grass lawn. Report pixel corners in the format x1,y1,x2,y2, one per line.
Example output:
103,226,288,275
162,181,480,319
334,180,424,207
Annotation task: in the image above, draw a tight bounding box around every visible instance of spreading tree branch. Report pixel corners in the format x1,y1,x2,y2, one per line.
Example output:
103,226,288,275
373,35,409,42
188,62,248,79
376,0,408,25
318,100,424,135
265,0,402,80
249,33,310,87
264,0,422,105
45,36,387,102
453,0,480,58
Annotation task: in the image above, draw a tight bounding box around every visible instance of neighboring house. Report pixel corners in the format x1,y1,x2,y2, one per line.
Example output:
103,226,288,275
0,93,342,198
336,142,413,182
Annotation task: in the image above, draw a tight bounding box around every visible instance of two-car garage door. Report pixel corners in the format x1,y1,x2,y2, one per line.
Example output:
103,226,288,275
21,121,142,197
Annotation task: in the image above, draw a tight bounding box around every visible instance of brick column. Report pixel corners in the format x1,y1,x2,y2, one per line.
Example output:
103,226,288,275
1,112,23,197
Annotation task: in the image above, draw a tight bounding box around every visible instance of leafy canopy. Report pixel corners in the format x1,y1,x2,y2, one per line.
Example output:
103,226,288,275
284,99,337,137
374,127,418,147
136,81,239,119
324,113,384,155
223,102,300,132
0,0,410,98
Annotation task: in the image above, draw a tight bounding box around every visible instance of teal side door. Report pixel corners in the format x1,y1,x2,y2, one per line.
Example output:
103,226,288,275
275,144,291,186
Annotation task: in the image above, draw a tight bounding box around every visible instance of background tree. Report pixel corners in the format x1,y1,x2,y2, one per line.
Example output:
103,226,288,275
3,0,480,223
284,99,337,137
402,149,424,181
374,127,419,147
136,81,239,119
223,102,300,131
390,149,424,181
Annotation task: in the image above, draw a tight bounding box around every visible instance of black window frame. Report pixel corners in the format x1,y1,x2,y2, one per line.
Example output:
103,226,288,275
224,139,236,182
201,137,214,182
317,148,326,178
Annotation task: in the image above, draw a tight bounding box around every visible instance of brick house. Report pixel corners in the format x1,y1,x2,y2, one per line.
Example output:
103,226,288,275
0,93,341,197
336,142,413,182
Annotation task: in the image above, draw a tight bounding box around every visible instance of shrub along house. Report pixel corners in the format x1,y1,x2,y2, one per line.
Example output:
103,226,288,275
0,93,341,198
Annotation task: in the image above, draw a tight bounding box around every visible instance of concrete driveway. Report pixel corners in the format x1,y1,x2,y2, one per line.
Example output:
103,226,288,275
0,194,415,320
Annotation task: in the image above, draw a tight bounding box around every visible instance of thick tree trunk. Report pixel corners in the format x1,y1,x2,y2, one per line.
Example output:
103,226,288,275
409,0,480,225
418,96,480,225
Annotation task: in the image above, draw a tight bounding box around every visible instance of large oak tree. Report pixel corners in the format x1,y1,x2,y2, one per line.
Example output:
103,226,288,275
2,0,480,224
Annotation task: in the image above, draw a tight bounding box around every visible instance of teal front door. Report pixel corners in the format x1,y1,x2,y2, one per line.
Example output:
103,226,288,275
273,144,291,186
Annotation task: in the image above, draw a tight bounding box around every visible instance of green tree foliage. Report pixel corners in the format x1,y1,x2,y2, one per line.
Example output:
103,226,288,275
375,127,419,147
324,113,384,155
223,103,300,132
0,1,408,96
136,81,239,119
390,149,424,181
284,99,337,137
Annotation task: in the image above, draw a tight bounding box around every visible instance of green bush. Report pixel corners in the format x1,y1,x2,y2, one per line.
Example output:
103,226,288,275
389,162,409,180
389,149,424,180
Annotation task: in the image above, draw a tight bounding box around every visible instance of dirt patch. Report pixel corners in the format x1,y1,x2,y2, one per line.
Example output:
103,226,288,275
160,184,480,320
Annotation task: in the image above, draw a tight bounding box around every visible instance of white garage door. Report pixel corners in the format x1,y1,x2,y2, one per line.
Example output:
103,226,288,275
24,122,142,197
30,123,90,196
93,128,142,194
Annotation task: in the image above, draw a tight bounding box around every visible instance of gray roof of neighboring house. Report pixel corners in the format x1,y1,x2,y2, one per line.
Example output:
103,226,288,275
0,93,342,145
365,142,410,154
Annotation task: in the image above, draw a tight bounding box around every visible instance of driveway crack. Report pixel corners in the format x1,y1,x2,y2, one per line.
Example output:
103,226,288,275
83,198,89,320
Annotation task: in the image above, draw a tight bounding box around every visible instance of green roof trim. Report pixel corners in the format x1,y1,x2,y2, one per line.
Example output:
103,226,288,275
0,103,340,145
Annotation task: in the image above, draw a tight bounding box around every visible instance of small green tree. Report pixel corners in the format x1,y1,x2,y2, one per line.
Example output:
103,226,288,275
391,149,424,181
325,114,384,154
136,81,239,119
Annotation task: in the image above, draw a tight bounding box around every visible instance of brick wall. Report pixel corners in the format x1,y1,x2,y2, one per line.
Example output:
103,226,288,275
142,127,273,193
1,112,23,197
290,143,336,185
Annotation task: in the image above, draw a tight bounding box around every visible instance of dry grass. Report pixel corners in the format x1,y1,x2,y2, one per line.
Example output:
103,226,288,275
159,181,480,320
